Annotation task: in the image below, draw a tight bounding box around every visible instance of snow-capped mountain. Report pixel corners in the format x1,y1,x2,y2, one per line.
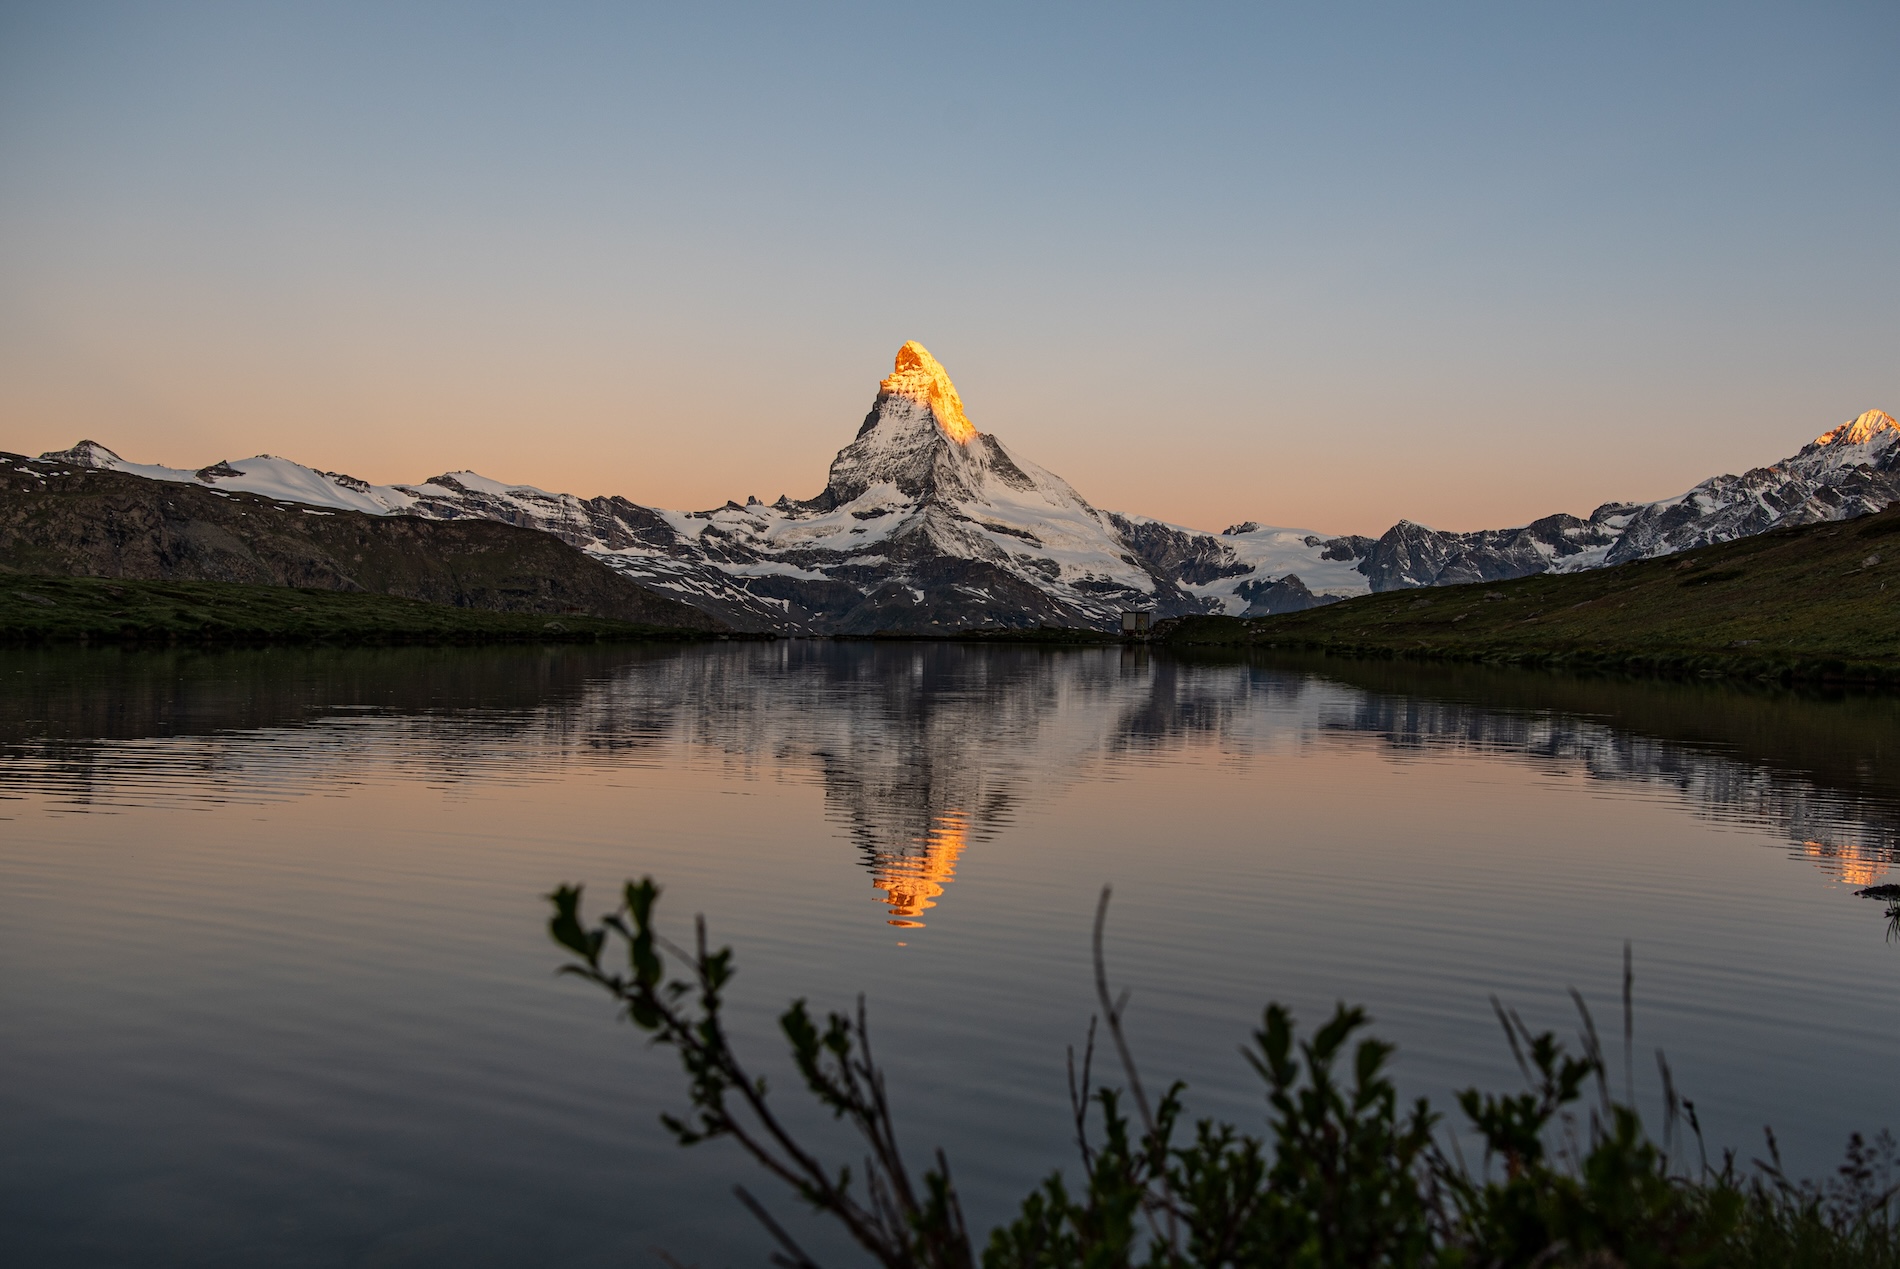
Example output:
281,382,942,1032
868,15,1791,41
37,346,1898,630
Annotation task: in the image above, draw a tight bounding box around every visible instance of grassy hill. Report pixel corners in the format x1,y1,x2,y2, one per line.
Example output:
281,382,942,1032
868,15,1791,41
1160,503,1900,682
0,574,727,645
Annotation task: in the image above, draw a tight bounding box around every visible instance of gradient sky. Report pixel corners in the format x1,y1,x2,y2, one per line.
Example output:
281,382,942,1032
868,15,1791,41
1,2,1894,536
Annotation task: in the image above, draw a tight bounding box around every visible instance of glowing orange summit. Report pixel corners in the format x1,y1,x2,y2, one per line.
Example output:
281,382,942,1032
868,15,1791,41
881,341,977,445
1814,409,1898,448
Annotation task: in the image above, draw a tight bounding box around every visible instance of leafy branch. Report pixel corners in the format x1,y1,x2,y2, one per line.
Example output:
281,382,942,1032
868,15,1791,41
550,879,971,1269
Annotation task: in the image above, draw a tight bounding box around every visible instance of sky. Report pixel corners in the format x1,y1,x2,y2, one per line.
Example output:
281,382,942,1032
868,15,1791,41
0,1,1894,537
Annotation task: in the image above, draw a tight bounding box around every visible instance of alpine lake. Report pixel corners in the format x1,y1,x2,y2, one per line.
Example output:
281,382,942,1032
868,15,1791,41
3,641,1896,1267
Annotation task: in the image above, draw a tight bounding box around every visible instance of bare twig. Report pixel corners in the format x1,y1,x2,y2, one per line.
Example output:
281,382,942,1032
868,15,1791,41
1090,884,1180,1256
1092,885,1154,1134
1492,996,1533,1086
735,1185,825,1269
1656,1049,1680,1164
1568,987,1611,1127
550,881,973,1268
1067,1016,1099,1171
1622,942,1635,1111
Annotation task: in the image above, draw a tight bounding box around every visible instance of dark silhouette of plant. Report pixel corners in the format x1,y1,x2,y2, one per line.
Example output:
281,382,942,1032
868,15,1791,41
549,879,972,1268
549,879,1899,1268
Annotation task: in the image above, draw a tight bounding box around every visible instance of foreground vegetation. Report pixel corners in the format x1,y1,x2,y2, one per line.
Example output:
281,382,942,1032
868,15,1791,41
1162,506,1900,683
551,880,1898,1268
0,574,724,645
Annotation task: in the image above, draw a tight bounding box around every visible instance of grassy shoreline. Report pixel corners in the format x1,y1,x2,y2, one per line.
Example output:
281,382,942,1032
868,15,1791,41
0,574,739,646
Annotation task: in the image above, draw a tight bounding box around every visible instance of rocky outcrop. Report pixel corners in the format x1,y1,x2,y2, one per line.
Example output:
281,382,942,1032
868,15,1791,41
1235,573,1338,616
1355,512,1623,590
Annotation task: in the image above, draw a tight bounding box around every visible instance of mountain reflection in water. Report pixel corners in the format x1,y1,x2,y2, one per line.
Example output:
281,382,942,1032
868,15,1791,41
2,644,1896,921
1292,661,1899,892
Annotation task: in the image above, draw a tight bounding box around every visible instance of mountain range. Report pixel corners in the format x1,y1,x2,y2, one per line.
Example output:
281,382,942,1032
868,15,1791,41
32,341,1899,632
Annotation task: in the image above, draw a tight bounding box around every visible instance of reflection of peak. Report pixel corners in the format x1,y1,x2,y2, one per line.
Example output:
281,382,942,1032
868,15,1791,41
878,341,976,445
1803,839,1889,888
871,810,970,927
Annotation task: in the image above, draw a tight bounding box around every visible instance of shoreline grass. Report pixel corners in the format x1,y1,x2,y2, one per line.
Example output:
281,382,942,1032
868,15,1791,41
869,624,1124,645
0,573,737,646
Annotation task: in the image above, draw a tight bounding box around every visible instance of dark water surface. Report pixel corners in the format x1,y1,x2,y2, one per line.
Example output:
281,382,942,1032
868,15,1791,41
3,643,1897,1266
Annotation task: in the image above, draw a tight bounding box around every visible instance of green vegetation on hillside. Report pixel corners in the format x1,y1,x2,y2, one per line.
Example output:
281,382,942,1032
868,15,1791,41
0,574,724,645
549,879,1900,1268
1162,505,1900,682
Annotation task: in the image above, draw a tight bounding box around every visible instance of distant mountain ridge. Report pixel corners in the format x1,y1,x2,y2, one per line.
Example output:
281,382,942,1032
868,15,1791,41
33,345,1897,632
1352,409,1900,590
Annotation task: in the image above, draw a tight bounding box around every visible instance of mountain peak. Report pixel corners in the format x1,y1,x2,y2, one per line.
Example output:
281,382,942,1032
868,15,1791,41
879,341,975,445
1813,409,1897,448
40,439,124,468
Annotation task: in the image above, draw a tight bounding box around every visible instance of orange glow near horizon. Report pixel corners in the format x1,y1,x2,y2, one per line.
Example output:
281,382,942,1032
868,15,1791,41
872,809,970,927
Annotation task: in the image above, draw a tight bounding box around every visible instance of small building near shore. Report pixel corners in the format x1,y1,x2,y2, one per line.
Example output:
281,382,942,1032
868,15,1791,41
1120,610,1153,635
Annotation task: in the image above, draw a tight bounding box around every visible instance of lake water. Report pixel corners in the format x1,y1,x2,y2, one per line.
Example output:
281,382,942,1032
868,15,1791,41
3,642,1897,1266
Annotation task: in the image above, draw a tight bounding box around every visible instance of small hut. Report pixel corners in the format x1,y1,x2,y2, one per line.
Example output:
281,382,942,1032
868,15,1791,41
1120,610,1153,637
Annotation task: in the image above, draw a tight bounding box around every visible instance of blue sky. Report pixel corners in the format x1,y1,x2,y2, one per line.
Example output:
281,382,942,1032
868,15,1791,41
1,1,1893,533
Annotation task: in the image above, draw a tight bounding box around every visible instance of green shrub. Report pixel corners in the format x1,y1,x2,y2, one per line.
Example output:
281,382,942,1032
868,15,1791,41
549,881,1898,1268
